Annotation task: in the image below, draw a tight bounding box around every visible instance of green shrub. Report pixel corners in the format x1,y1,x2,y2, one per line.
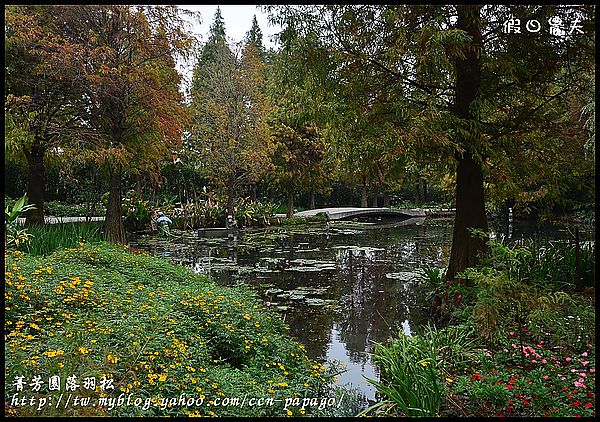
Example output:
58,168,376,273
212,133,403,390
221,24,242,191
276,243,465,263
44,201,105,217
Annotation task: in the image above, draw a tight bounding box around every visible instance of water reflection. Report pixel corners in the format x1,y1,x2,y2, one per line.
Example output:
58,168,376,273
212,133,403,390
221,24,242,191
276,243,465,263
133,219,455,404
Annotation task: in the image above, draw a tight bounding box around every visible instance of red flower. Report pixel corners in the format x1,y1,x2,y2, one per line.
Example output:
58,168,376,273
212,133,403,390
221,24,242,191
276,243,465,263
572,401,580,407
523,398,530,405
472,373,482,381
584,403,593,408
507,385,514,389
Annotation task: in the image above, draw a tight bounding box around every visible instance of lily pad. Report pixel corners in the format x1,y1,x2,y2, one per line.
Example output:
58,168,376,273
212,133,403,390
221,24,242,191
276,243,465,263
385,271,420,281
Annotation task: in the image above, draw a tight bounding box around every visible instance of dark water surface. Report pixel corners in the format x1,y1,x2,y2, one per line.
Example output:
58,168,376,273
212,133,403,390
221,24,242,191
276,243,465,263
130,216,580,406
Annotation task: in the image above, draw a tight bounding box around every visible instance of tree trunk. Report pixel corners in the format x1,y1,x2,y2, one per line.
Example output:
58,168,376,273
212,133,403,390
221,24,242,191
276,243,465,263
287,189,294,218
135,173,142,199
105,164,126,244
446,5,486,283
309,189,316,209
446,154,488,281
383,192,391,208
415,178,427,207
360,184,368,208
371,193,378,208
227,185,235,218
24,139,46,226
250,183,257,202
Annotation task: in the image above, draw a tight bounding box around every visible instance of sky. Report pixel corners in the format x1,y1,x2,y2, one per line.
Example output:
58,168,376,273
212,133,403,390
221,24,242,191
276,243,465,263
177,5,282,91
179,5,281,48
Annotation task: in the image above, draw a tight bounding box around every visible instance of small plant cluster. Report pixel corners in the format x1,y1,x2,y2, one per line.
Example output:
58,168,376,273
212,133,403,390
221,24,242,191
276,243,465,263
5,243,338,417
5,194,36,250
367,234,595,417
449,328,595,417
169,198,278,229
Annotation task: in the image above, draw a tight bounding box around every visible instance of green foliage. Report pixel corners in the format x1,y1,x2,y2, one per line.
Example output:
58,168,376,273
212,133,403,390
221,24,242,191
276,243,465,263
518,238,596,291
364,336,443,417
364,325,478,417
4,193,36,250
24,222,104,256
44,201,105,217
122,194,150,232
4,243,338,417
5,194,37,226
189,12,272,213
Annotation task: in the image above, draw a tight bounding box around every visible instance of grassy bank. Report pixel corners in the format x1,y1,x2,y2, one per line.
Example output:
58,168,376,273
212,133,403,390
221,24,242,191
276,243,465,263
5,242,340,417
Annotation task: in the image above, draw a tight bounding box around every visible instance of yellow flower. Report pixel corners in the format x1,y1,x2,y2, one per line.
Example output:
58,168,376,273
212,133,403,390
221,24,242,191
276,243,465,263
446,378,454,383
158,373,168,382
107,354,119,364
419,360,430,367
78,347,90,355
243,314,251,320
286,409,293,416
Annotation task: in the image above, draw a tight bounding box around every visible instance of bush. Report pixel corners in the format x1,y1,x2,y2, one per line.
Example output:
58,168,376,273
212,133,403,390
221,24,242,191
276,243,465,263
45,201,105,218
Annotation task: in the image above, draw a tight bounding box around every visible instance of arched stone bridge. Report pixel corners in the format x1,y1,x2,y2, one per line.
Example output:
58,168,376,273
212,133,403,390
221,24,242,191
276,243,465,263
294,207,427,221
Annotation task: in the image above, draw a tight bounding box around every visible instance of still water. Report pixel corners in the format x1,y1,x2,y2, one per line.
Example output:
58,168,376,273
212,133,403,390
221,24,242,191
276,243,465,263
131,216,577,406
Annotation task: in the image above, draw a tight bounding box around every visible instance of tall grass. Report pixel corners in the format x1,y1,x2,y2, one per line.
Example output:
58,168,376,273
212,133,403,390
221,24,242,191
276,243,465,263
25,222,104,256
517,237,595,290
363,325,478,417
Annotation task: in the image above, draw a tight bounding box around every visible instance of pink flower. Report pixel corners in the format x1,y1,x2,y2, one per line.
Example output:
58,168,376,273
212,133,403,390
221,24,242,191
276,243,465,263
543,375,549,380
542,359,548,364
566,357,572,362
509,332,514,336
580,361,589,366
579,373,586,377
581,352,588,357
512,344,517,349
531,359,538,364
503,348,509,353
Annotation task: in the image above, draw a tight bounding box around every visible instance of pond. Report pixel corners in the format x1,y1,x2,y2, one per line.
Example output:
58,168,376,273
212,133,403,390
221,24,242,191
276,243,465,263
130,216,581,409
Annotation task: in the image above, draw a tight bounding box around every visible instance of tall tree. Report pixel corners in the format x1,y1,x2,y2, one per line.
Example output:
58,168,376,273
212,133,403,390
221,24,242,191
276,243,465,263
5,5,94,225
66,5,194,243
269,123,327,217
245,15,265,59
190,10,272,216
